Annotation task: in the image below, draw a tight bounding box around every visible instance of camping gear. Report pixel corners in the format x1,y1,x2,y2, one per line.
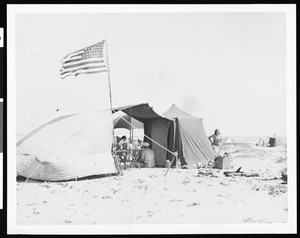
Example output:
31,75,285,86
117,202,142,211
17,109,117,181
163,104,216,167
281,169,287,181
268,137,277,147
223,167,259,177
224,172,260,177
197,168,219,177
214,154,232,170
176,160,181,169
165,160,171,168
223,167,242,176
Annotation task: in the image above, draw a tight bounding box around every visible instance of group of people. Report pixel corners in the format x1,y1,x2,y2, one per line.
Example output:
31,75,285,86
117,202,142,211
115,136,155,168
115,128,223,169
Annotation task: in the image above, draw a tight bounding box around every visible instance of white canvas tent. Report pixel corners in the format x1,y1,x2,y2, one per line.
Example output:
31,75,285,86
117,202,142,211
17,109,117,181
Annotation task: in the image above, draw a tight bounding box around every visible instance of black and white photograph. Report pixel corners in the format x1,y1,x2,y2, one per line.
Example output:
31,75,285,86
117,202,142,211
0,27,3,98
0,100,3,209
0,26,4,210
7,4,296,234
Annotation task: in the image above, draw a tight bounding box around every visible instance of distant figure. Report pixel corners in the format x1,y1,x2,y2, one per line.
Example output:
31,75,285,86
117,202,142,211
256,138,263,146
134,142,155,168
208,129,222,155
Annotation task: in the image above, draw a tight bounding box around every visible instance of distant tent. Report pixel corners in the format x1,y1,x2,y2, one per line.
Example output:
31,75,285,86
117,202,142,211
113,103,173,167
163,104,216,166
17,109,117,181
268,137,277,147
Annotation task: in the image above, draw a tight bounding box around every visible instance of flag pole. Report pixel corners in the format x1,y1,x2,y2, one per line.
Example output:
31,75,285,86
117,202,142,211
105,38,120,174
104,38,113,110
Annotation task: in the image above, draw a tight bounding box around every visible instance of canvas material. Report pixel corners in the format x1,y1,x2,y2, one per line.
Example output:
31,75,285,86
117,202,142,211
163,104,216,166
17,109,116,181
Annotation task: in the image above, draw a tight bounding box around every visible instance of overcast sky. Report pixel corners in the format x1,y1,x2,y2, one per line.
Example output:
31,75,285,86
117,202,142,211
14,10,286,137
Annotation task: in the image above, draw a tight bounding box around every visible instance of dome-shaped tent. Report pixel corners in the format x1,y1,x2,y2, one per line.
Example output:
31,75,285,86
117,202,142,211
17,109,117,181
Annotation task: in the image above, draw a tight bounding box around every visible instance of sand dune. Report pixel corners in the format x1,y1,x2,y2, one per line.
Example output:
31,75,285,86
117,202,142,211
17,142,287,224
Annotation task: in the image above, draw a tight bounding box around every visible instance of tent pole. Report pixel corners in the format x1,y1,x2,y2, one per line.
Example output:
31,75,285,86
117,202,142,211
105,38,113,111
104,38,116,148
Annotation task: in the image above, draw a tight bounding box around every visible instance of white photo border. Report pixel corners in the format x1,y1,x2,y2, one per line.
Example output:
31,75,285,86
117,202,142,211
7,4,296,234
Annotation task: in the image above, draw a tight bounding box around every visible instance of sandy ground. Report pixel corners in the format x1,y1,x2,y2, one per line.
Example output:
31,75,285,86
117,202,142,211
17,142,288,225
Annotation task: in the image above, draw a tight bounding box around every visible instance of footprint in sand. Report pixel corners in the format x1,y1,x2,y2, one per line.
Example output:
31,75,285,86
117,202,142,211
135,179,145,184
39,184,51,189
220,182,229,186
33,210,40,215
64,220,72,224
102,195,112,199
187,202,200,207
182,180,190,185
147,211,155,217
170,199,183,202
134,185,143,189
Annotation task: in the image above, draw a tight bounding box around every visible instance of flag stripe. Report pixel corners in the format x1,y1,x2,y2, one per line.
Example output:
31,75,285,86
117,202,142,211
62,50,85,61
61,64,106,75
62,59,105,69
61,68,107,79
61,56,83,64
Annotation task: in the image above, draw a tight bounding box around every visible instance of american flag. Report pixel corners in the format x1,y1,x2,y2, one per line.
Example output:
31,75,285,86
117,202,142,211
60,41,107,79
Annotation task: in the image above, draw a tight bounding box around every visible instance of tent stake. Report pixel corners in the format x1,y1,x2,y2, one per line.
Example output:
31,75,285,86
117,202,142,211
164,153,178,176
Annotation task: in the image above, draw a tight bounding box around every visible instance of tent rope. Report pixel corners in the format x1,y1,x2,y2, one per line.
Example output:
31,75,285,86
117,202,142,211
24,156,42,183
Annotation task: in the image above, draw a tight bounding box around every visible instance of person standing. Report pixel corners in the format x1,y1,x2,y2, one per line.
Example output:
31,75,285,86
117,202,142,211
208,129,223,155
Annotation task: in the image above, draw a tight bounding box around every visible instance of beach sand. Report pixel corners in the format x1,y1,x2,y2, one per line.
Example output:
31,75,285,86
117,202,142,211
17,142,288,225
